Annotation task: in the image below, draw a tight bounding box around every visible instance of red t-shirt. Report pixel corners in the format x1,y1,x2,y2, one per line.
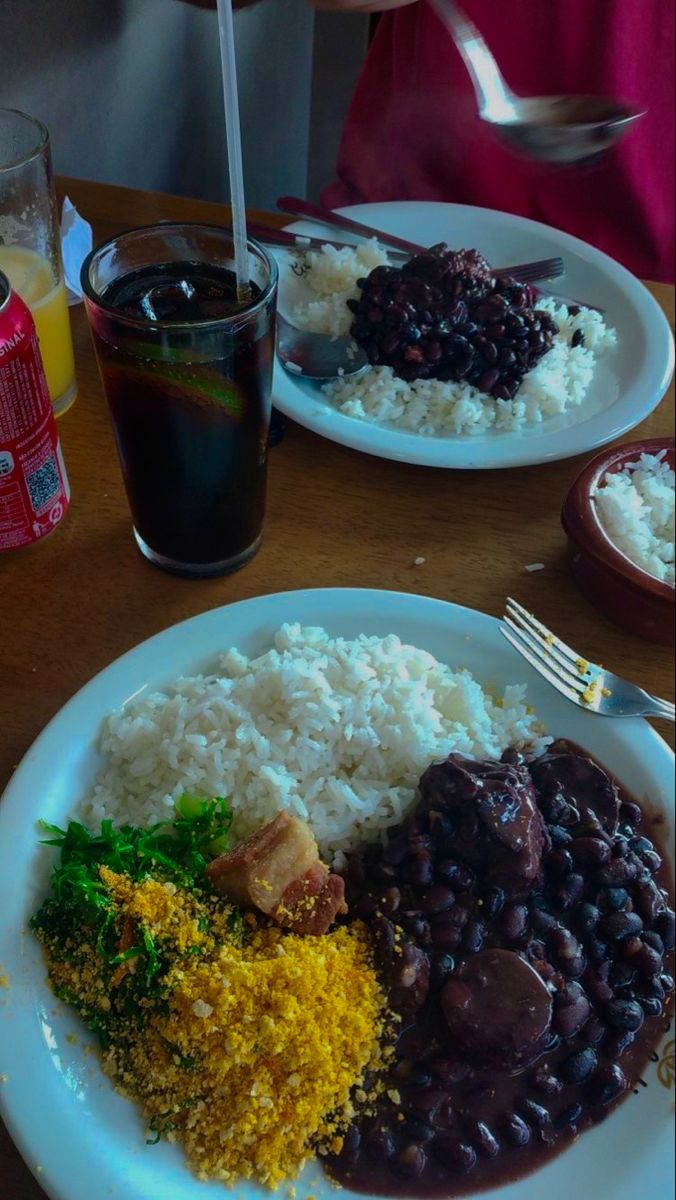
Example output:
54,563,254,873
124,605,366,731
323,0,675,282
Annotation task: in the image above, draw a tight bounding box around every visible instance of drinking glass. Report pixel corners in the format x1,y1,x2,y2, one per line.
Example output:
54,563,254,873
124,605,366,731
0,108,77,417
81,223,278,577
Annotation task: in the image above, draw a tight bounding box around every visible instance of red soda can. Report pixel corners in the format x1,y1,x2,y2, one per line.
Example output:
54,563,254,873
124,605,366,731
0,268,70,552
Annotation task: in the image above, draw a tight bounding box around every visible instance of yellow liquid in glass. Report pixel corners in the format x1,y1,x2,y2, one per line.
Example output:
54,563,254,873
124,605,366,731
0,245,76,415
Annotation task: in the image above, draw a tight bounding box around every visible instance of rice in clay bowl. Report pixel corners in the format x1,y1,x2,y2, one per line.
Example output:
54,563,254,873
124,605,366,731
562,438,675,643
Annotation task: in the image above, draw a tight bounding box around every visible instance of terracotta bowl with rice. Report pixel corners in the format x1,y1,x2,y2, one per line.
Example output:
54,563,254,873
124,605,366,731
562,438,675,643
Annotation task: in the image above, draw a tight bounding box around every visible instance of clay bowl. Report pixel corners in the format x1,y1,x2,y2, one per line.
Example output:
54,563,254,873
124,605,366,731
562,438,675,644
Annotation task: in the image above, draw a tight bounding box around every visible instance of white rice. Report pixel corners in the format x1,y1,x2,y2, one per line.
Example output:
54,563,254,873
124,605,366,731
593,451,675,585
325,299,615,436
290,240,389,339
288,246,616,436
81,624,549,860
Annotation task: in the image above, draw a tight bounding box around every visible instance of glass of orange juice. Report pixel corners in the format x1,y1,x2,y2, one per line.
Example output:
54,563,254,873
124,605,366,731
0,108,76,417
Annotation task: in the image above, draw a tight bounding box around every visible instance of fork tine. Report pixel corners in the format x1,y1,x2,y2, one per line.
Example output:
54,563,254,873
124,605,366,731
506,598,583,669
500,627,582,705
503,616,587,695
498,258,556,277
516,259,564,283
497,257,564,283
505,605,592,685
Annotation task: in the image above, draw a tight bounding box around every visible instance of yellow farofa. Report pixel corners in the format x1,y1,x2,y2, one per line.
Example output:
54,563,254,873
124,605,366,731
42,869,388,1188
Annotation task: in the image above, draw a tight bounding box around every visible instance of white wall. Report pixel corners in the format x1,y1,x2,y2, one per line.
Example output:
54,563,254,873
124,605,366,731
0,0,315,210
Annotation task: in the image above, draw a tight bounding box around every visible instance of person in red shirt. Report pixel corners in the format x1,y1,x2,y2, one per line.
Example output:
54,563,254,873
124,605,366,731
319,0,674,282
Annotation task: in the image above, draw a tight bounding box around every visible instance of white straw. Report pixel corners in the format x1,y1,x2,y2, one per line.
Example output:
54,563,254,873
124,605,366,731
215,0,251,302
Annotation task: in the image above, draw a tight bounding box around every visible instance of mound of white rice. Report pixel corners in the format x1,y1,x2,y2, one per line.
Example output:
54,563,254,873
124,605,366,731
82,624,548,859
593,451,675,584
288,246,617,437
290,240,389,339
325,297,615,436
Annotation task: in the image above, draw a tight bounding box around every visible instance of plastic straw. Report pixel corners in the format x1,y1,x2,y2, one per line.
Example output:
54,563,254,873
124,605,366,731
215,0,251,303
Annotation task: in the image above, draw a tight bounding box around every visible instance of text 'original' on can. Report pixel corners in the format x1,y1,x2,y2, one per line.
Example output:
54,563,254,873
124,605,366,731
0,268,70,552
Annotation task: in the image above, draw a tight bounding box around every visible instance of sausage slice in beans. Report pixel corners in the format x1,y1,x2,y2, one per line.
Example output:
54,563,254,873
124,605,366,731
442,949,553,1071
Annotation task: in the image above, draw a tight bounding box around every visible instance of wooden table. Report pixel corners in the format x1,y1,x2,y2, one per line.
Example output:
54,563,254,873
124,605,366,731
1,177,674,1199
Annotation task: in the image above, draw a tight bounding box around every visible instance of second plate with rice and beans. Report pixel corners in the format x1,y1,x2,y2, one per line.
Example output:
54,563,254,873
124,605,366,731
273,202,674,469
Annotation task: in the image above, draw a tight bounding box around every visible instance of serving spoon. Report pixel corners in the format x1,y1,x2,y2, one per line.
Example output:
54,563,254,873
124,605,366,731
428,0,644,164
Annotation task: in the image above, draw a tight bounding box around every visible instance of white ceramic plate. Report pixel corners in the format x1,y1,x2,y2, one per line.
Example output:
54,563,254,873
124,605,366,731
272,202,675,469
0,588,673,1200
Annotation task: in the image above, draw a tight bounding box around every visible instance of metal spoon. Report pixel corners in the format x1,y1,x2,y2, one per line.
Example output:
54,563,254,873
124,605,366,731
429,0,644,164
276,313,368,382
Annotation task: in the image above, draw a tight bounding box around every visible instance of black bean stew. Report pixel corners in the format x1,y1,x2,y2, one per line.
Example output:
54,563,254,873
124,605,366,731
328,741,674,1197
346,245,559,398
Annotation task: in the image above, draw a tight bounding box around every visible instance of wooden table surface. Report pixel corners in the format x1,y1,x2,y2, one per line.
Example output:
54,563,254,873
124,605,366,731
1,176,674,1199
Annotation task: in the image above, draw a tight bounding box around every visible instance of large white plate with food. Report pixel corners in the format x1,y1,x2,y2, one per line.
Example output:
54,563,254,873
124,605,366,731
272,203,674,469
0,588,673,1200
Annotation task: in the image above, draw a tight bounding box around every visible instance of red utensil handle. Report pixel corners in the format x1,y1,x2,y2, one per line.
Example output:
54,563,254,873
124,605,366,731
276,195,426,256
245,223,407,259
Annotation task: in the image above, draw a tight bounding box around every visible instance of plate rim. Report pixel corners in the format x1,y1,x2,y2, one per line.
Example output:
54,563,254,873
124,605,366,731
273,200,675,469
1,586,674,1200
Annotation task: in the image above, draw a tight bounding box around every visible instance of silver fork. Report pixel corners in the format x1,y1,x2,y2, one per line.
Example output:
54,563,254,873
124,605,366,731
274,235,562,284
500,598,675,722
275,198,564,283
498,257,564,284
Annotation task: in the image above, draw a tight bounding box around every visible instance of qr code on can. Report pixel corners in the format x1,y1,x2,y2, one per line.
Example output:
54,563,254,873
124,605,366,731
26,455,60,514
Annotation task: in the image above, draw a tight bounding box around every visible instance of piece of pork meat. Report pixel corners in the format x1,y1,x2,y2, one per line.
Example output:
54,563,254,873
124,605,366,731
206,811,318,912
418,754,548,895
274,867,348,935
528,739,620,836
205,811,347,935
